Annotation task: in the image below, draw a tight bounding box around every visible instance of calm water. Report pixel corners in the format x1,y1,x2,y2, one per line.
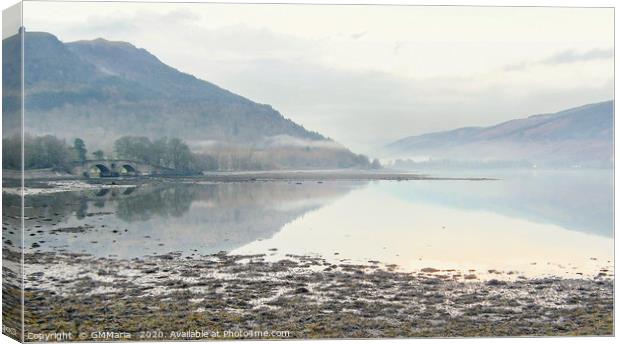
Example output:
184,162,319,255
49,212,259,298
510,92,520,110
16,169,613,278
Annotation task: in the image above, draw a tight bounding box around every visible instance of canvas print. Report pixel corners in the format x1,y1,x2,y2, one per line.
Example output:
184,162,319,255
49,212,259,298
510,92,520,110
2,1,614,342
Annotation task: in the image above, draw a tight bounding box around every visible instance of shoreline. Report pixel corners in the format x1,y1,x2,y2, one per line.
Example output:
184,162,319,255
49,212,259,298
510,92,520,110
3,250,614,339
2,170,496,196
3,168,496,183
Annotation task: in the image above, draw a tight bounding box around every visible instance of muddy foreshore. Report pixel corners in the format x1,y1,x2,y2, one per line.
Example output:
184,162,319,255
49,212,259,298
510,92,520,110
2,250,614,341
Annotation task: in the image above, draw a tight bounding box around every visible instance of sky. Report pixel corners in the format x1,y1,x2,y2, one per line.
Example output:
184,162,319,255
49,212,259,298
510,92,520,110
23,1,614,153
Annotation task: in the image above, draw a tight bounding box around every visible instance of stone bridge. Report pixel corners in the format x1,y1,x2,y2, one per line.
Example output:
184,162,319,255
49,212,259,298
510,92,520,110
69,159,174,178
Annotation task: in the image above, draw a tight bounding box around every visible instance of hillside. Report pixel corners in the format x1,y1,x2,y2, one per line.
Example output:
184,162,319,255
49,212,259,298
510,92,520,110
386,101,613,168
4,31,323,143
1,30,378,170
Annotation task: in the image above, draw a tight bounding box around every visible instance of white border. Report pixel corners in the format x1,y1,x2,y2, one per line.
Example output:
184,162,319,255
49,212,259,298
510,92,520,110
0,1,617,344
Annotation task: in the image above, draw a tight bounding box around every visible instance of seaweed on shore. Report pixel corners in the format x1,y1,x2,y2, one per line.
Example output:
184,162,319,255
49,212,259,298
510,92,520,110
15,251,614,340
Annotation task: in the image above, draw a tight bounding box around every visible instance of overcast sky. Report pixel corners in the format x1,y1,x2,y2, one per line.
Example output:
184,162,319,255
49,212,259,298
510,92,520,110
23,1,613,153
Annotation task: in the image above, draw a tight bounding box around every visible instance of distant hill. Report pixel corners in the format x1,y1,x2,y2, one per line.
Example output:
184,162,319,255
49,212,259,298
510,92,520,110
2,30,375,169
385,101,614,168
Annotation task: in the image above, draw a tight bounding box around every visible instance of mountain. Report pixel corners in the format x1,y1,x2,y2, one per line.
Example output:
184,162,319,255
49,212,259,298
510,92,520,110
386,101,613,168
1,30,378,169
7,31,326,143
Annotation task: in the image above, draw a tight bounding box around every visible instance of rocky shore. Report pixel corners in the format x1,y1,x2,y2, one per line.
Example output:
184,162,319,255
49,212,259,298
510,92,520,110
3,251,613,340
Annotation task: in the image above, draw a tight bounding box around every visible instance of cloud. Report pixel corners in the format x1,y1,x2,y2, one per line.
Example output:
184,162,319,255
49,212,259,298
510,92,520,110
25,8,202,40
159,9,201,24
205,56,612,154
261,135,346,149
349,31,367,40
542,48,613,65
22,3,613,154
502,61,529,72
503,48,613,71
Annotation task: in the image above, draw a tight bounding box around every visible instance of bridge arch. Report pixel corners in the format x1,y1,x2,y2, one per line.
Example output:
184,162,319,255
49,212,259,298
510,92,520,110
89,164,111,177
71,159,172,178
120,164,138,176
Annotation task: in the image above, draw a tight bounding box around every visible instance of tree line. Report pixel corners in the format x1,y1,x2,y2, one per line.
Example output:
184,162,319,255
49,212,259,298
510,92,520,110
2,134,196,172
3,134,77,170
3,134,381,172
113,136,196,171
195,144,381,171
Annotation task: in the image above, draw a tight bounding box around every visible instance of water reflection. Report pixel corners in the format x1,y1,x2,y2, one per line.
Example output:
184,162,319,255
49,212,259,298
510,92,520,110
235,170,613,278
7,169,614,278
17,181,363,258
385,169,613,237
115,186,196,222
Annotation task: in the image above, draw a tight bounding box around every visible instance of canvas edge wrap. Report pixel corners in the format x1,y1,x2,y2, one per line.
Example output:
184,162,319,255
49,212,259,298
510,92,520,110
3,1,24,342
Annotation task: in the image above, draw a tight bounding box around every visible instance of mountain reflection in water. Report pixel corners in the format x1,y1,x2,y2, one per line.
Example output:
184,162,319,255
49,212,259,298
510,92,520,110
17,181,364,258
6,169,613,278
384,169,613,237
234,170,612,278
